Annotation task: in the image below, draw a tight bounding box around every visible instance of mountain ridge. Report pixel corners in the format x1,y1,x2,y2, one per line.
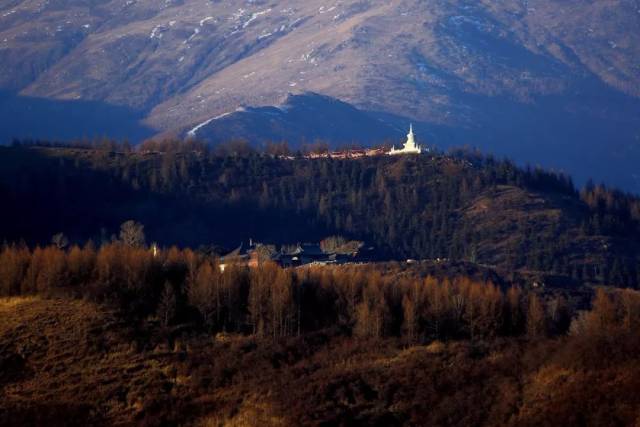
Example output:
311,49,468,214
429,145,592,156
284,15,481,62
184,92,408,146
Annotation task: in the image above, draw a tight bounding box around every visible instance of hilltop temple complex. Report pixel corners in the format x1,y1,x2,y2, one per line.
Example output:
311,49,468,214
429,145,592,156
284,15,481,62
301,125,427,160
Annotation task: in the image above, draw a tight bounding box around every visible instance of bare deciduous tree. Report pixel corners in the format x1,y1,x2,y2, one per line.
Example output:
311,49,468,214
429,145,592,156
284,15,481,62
526,294,546,338
158,281,177,327
119,220,145,248
51,232,69,249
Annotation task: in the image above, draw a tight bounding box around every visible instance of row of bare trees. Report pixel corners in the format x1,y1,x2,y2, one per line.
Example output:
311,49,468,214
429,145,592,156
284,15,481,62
296,268,571,342
1,242,638,342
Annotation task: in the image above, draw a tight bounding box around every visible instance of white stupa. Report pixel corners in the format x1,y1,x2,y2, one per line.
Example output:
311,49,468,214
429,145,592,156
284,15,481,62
389,124,424,155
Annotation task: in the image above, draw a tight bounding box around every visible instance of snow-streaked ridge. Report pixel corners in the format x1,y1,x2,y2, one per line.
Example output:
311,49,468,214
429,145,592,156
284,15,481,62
186,109,244,138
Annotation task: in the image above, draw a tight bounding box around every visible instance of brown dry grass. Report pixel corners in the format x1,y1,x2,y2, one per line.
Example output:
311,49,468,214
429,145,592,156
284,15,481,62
0,296,39,310
2,298,640,426
0,297,187,426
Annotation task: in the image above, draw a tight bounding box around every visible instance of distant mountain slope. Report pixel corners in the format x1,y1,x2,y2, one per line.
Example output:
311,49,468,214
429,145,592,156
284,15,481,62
185,92,405,147
0,90,154,143
0,0,639,190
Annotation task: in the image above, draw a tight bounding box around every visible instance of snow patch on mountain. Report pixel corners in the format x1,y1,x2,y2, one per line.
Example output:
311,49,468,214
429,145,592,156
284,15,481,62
199,17,213,26
187,109,244,138
243,9,271,28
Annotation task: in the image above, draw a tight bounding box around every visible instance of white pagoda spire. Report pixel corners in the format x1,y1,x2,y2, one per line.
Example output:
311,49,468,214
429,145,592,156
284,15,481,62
389,124,424,155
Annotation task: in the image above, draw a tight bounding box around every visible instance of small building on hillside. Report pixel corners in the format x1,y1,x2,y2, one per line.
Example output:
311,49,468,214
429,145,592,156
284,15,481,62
219,241,281,271
389,125,425,155
219,243,250,272
219,239,369,270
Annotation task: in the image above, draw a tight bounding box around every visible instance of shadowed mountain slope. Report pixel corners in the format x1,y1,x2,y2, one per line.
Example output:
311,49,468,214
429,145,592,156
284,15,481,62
186,92,405,147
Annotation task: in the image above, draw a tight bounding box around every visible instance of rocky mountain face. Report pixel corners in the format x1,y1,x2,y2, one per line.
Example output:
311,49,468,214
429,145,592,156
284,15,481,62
1,0,639,189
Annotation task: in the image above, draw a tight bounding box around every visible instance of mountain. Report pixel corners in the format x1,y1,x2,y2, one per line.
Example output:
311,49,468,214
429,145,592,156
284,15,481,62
185,92,404,147
1,1,639,190
0,90,154,143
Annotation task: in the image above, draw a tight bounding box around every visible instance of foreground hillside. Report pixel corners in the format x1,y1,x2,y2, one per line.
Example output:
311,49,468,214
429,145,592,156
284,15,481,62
0,298,153,425
1,144,640,287
2,292,640,427
1,217,640,426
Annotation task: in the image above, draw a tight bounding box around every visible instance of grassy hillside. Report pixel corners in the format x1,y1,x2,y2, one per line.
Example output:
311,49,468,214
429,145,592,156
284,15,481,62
0,297,179,426
2,295,640,426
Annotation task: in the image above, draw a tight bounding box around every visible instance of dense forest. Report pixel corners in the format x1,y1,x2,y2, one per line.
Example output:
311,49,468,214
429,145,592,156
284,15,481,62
2,140,640,287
